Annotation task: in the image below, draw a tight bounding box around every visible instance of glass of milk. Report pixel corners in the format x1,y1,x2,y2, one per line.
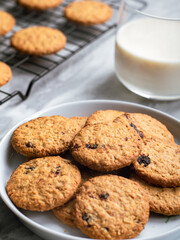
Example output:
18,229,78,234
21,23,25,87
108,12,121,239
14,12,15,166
115,0,180,100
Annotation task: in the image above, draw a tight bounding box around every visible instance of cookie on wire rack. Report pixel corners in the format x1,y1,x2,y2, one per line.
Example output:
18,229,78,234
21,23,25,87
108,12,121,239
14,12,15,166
11,26,66,56
0,11,15,36
17,0,63,10
64,0,113,26
0,62,12,87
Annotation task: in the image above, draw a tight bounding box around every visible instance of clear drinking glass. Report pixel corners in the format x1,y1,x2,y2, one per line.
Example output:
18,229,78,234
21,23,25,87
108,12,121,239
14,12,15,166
115,0,180,100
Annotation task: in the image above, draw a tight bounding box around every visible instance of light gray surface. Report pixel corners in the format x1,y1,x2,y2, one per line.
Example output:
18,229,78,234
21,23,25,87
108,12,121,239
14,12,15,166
0,0,180,239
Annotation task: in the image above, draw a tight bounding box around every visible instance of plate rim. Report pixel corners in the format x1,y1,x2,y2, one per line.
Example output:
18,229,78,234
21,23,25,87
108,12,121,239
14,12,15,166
0,99,180,240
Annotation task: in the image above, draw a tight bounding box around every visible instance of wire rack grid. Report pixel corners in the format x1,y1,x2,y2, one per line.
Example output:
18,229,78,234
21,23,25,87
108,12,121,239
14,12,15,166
0,0,121,105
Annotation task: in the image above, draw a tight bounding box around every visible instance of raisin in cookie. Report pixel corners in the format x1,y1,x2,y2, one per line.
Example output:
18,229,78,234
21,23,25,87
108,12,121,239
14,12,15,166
124,113,174,142
131,174,180,216
11,26,66,55
71,115,142,171
11,116,87,157
75,175,149,239
7,156,81,211
64,1,112,26
133,138,180,187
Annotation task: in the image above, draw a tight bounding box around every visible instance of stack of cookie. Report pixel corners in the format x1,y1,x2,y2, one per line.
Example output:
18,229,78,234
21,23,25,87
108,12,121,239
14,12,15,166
7,110,180,239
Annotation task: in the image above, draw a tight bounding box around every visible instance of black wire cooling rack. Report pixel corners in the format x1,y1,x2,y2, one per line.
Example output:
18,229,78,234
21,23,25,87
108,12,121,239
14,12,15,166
0,0,121,105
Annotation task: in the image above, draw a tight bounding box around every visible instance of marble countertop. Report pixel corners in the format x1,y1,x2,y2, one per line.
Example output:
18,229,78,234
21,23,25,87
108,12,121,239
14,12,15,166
0,0,180,239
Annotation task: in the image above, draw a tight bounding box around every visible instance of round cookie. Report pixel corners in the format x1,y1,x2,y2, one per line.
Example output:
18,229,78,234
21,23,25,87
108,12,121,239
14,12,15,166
133,138,180,187
85,110,124,125
11,26,66,55
0,11,15,36
11,116,87,158
71,115,142,172
75,175,149,239
124,113,174,142
0,62,12,87
17,0,63,10
131,174,180,216
64,1,113,26
7,156,81,211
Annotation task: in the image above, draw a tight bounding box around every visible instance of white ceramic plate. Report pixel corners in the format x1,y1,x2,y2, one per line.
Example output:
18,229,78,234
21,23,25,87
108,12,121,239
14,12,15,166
0,100,180,240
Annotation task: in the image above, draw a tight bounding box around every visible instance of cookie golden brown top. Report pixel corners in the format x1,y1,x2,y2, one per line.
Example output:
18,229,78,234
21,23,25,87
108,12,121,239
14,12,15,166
85,110,124,125
0,62,12,87
7,156,81,211
124,113,174,142
17,0,63,10
75,175,149,239
64,0,113,26
133,138,180,187
131,174,180,216
71,115,142,171
0,11,15,36
53,198,77,228
11,26,66,55
11,116,87,157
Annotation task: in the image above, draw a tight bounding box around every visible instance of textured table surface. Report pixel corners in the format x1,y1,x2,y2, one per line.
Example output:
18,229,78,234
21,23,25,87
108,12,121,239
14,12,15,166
0,0,180,239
